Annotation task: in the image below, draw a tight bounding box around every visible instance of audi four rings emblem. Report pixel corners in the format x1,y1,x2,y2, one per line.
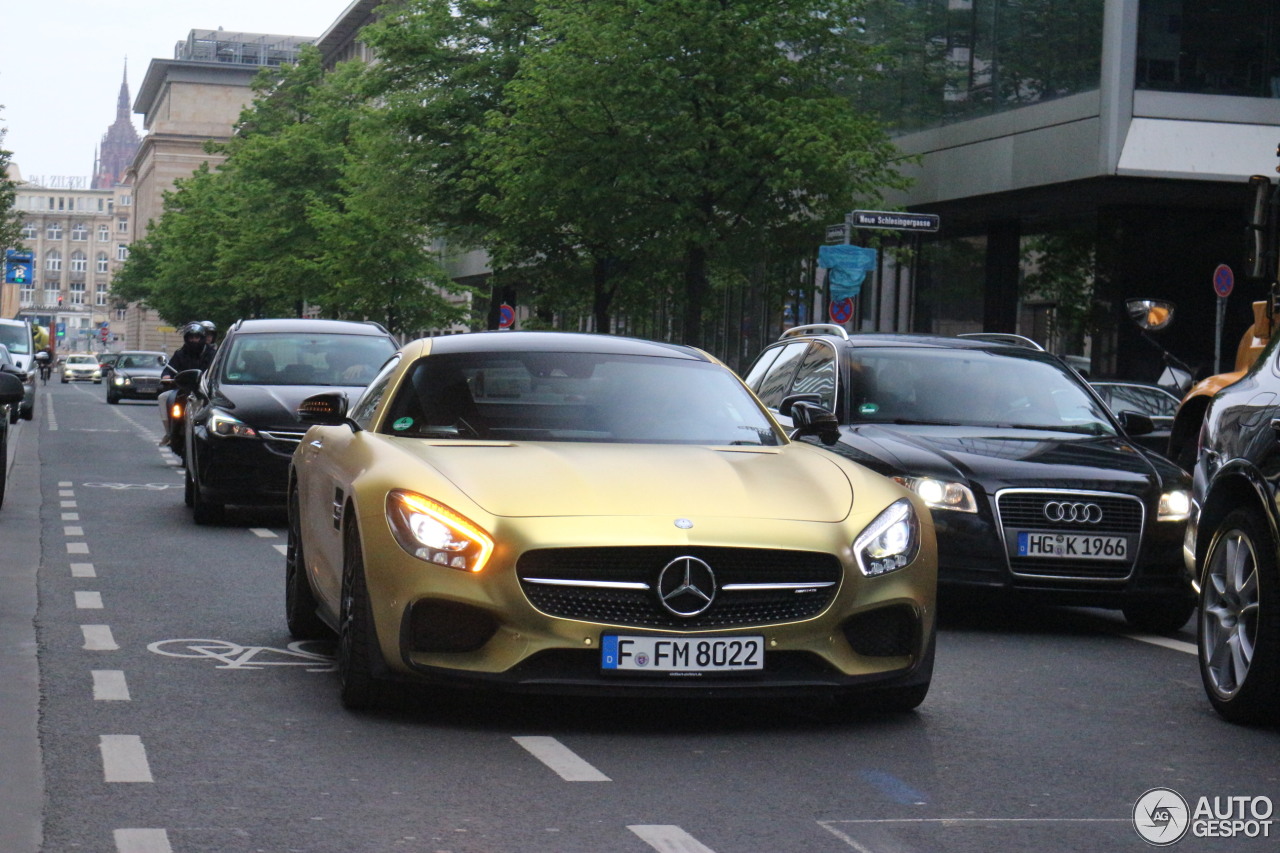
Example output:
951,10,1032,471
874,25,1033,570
1043,501,1103,524
657,557,717,617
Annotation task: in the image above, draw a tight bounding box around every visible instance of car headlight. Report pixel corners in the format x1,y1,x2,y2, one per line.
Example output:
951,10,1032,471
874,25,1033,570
209,409,258,438
386,489,494,572
854,498,921,577
113,375,129,386
1158,489,1190,522
893,476,977,513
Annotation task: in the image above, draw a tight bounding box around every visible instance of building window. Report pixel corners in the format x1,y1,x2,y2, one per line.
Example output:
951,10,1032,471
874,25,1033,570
20,222,37,239
117,217,129,233
70,251,87,273
96,283,109,307
70,222,88,241
69,282,86,305
20,285,35,305
1138,0,1280,98
119,194,132,206
98,224,110,242
46,250,62,272
45,287,60,305
46,221,63,240
96,253,109,273
116,244,129,261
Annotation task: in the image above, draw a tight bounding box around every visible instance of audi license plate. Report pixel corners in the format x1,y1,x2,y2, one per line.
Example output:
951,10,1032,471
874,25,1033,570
601,635,764,673
1017,531,1128,560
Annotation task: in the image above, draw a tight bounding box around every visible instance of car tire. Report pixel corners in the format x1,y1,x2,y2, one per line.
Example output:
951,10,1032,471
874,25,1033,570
337,519,391,710
286,487,332,641
1122,599,1195,634
182,465,194,508
1199,507,1280,724
0,431,7,509
61,377,67,384
190,463,224,525
106,391,119,405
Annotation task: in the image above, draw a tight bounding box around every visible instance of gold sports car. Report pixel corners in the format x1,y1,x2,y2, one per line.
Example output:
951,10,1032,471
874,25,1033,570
286,331,938,712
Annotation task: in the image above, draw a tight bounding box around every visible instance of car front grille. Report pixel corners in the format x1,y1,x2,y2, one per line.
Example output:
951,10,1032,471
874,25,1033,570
130,378,161,393
260,429,307,456
996,489,1145,581
517,546,842,628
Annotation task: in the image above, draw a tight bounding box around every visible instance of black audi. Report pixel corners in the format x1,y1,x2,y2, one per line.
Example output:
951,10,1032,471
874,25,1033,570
742,326,1194,632
177,318,398,523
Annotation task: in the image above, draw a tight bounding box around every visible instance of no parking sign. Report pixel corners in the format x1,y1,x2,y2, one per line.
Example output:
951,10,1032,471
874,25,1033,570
829,297,854,324
498,303,515,329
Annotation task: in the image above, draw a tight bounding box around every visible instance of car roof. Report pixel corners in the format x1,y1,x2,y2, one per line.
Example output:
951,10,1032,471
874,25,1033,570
418,330,711,361
225,318,393,337
774,327,1050,354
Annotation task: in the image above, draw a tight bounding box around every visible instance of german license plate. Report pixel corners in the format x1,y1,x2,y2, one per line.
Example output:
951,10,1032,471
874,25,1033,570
601,635,764,673
1017,531,1128,560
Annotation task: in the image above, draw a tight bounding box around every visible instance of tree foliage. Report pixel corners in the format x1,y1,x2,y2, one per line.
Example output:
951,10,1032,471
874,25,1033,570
0,111,22,254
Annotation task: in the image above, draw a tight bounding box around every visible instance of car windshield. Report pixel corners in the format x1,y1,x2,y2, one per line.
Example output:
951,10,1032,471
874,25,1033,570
118,353,164,369
67,355,97,365
0,324,31,355
847,348,1118,435
220,333,396,386
382,351,782,445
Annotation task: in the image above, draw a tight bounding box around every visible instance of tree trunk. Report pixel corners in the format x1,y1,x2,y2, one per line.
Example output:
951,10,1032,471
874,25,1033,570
682,244,708,348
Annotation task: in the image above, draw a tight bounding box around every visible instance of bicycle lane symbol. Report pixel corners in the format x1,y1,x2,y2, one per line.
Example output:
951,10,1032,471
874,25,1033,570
147,639,335,672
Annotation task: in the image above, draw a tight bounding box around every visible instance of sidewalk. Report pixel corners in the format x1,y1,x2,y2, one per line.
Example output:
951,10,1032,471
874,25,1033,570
0,415,44,853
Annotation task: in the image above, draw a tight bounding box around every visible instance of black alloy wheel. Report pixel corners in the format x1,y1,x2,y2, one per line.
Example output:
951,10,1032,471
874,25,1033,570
1199,508,1280,724
336,519,390,710
285,486,331,640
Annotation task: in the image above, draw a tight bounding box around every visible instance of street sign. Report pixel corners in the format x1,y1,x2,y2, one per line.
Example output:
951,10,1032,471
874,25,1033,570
829,297,854,324
1213,264,1234,297
498,303,515,329
850,210,940,232
824,223,848,244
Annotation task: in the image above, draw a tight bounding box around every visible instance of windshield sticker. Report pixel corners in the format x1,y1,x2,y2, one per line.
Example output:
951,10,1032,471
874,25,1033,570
859,402,879,415
393,417,414,432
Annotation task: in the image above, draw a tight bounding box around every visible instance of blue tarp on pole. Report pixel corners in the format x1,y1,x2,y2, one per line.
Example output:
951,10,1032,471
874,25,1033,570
818,244,877,302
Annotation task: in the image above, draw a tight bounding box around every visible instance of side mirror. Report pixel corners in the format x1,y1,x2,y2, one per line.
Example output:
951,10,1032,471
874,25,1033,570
0,372,24,404
1117,411,1155,436
778,393,822,419
173,369,202,392
788,400,842,446
1126,299,1175,332
298,392,350,426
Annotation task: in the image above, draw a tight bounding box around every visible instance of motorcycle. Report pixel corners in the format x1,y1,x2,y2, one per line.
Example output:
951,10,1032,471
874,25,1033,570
159,373,190,462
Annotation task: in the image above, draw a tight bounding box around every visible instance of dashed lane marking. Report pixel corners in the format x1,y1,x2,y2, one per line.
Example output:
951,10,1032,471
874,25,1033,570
273,544,288,556
82,625,119,651
75,591,104,609
99,735,153,783
512,736,611,782
71,563,96,578
93,671,131,701
67,542,89,554
250,528,277,538
114,828,173,853
64,525,84,536
1123,633,1196,655
629,825,717,853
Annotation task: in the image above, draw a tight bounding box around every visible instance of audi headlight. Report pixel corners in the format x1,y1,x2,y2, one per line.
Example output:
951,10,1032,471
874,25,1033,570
209,409,258,438
386,489,494,573
893,476,977,513
854,499,921,577
1158,489,1190,522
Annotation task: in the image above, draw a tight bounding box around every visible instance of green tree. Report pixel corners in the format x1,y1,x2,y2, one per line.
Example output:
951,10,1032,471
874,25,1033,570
1021,227,1104,344
0,111,23,253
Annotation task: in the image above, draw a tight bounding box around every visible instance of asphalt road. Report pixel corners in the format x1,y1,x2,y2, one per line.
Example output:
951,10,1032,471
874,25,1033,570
2,380,1278,853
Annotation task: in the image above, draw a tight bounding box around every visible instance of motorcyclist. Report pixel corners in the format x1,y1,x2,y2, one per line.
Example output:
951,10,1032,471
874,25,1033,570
158,322,216,448
200,321,218,351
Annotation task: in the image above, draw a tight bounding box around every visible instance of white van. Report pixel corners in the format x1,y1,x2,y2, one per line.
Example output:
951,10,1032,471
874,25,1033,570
0,318,36,420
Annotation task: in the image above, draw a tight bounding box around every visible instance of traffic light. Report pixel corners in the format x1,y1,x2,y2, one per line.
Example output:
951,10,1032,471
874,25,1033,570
57,295,63,306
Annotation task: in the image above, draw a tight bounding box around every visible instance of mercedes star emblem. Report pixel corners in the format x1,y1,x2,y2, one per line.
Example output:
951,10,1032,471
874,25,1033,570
657,556,717,617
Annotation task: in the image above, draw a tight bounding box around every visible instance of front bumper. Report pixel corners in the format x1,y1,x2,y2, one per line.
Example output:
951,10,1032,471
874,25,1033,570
192,428,303,506
357,512,938,697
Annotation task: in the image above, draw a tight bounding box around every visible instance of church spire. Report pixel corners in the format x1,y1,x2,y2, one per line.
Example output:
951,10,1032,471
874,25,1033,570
117,59,131,120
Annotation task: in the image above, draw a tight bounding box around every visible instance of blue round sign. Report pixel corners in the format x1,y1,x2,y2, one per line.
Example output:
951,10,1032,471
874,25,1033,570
498,303,515,328
829,297,854,324
1213,264,1234,298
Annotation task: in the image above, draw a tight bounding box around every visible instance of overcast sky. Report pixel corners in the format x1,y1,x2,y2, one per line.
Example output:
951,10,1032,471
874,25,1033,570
0,1,353,183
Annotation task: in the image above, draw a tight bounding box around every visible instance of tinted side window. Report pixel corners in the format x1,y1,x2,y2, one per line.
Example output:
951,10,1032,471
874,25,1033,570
790,342,837,411
754,342,809,409
351,355,401,429
742,346,783,391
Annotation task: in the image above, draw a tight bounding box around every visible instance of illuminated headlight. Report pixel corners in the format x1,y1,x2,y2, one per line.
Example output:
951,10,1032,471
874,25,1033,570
209,409,258,438
386,489,494,572
113,375,129,386
1158,489,1191,522
893,476,977,512
854,499,921,577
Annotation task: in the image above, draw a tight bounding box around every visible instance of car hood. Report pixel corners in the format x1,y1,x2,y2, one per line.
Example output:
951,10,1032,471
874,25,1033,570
392,441,856,521
115,367,165,379
835,424,1180,493
213,383,366,428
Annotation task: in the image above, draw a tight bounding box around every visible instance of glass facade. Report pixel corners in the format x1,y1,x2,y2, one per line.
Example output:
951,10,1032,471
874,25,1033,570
856,0,1104,134
1137,0,1280,98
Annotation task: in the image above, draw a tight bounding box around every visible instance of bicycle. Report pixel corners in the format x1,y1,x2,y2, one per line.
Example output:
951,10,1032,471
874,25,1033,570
38,363,51,384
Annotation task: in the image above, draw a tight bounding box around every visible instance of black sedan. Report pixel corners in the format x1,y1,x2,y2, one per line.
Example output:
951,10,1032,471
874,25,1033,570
1089,380,1180,460
177,318,398,523
742,326,1194,632
105,351,167,404
1184,338,1280,723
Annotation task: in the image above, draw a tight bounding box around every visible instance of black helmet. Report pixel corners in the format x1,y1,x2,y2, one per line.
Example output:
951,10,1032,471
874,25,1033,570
200,320,217,335
181,321,206,341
